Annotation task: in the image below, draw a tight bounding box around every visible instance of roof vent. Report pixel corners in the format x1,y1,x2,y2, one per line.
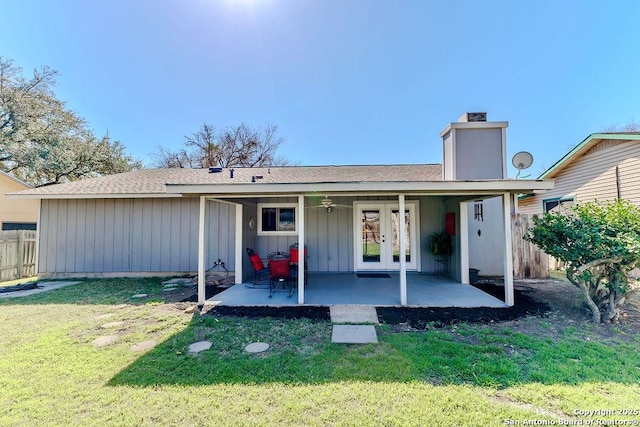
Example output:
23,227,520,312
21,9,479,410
209,167,223,173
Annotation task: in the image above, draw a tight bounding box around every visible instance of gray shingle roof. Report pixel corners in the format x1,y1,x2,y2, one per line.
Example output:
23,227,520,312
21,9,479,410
12,164,443,196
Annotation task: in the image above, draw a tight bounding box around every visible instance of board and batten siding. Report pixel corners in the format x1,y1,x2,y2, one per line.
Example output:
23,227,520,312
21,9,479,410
254,195,443,273
39,198,236,275
519,140,640,215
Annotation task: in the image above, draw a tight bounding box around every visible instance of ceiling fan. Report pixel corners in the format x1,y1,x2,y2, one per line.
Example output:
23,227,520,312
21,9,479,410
320,196,336,212
308,196,351,213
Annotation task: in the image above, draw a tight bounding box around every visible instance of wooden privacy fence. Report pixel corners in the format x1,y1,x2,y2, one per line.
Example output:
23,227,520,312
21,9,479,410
512,214,549,279
0,230,37,281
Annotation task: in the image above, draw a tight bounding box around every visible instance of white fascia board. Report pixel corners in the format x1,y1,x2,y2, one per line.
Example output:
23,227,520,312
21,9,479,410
167,179,554,195
440,121,509,137
0,170,33,189
6,193,183,200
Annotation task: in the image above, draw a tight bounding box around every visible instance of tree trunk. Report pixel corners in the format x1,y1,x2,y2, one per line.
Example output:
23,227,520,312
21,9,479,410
604,291,621,323
567,271,601,323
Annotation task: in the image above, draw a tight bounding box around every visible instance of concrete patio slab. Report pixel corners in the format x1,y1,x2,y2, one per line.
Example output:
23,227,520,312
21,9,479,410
207,273,507,308
331,325,378,344
0,281,81,299
330,305,379,324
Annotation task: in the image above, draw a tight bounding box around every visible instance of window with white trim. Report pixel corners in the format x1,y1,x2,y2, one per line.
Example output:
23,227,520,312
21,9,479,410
257,203,297,235
543,196,575,214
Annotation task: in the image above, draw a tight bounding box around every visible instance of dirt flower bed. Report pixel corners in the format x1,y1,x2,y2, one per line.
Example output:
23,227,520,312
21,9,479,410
171,275,639,340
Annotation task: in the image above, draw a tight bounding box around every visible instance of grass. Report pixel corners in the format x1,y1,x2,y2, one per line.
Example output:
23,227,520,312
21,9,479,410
1,278,640,426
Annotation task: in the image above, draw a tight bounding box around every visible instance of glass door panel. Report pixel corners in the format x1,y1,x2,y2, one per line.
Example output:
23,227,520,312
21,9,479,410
361,210,381,264
391,209,411,263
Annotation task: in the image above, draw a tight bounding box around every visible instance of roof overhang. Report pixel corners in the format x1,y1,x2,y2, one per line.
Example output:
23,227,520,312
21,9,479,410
167,179,554,196
7,192,183,200
7,179,554,199
539,133,640,179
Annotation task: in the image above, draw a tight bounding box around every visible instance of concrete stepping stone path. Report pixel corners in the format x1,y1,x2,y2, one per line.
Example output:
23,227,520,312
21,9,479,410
131,340,157,352
331,325,378,344
330,305,380,344
330,305,379,324
188,341,212,354
92,335,119,347
245,342,269,353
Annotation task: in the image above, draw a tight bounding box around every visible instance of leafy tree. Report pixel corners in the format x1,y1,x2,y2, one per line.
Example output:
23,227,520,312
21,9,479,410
153,122,291,168
525,200,640,323
0,57,141,187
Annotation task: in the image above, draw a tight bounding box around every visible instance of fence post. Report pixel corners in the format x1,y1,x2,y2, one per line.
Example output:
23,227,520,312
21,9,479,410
17,230,25,279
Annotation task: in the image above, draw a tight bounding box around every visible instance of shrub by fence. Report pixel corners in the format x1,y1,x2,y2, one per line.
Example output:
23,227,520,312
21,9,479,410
0,230,37,282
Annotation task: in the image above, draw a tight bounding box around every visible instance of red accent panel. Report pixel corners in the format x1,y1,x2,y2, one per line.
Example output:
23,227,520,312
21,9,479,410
445,212,456,236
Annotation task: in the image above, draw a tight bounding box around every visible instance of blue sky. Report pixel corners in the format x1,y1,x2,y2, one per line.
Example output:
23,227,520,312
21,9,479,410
2,0,639,177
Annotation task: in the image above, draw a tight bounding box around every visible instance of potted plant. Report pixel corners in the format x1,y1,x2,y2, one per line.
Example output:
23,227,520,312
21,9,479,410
429,232,453,257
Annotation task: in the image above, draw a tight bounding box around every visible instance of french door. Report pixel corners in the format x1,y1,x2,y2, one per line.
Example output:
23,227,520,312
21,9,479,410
355,202,418,270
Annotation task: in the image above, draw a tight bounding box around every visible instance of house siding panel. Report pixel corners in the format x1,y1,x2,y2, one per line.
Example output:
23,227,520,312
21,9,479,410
38,198,234,275
518,140,640,214
419,196,444,273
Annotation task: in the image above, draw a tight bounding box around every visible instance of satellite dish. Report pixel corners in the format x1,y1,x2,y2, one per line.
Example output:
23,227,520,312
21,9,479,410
512,151,534,179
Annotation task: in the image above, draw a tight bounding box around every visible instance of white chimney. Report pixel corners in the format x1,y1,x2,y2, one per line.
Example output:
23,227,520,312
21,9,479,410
441,112,508,180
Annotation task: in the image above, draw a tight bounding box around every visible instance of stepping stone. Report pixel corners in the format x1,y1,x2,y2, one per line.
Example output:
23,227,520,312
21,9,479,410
331,325,378,344
92,335,119,347
245,342,269,353
163,278,193,285
94,313,115,320
330,305,379,324
131,340,157,352
162,287,177,292
132,294,148,298
188,341,212,354
100,321,125,329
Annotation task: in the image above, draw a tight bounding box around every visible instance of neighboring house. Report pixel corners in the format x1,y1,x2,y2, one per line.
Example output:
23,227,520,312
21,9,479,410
0,170,38,231
9,113,553,306
518,133,640,215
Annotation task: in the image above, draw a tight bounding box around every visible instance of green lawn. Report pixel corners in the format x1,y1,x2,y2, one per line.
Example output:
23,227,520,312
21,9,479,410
1,278,639,426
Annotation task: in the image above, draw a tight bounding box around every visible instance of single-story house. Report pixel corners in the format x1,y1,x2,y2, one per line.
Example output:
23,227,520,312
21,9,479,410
9,113,553,306
0,170,38,231
518,132,640,215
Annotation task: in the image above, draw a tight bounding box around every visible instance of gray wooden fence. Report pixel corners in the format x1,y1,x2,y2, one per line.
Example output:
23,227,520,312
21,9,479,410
512,214,549,279
0,230,37,281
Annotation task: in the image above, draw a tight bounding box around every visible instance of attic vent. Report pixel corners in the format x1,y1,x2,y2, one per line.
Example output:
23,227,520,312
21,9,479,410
209,167,223,173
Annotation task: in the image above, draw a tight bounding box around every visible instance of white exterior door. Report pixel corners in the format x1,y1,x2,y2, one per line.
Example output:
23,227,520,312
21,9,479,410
354,202,418,271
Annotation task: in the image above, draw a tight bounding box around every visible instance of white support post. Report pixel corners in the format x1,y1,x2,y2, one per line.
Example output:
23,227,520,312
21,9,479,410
197,196,207,306
297,195,305,304
460,201,469,284
503,192,514,306
235,203,243,285
399,194,407,305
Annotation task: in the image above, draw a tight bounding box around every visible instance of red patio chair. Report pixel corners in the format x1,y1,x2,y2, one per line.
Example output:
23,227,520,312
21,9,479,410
246,248,269,288
289,242,308,285
268,251,293,298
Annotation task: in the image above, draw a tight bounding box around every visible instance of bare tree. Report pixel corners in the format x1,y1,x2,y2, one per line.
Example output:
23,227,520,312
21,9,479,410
602,121,640,133
153,122,292,168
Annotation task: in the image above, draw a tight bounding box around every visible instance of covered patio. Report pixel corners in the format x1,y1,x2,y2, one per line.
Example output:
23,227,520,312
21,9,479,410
205,273,507,307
